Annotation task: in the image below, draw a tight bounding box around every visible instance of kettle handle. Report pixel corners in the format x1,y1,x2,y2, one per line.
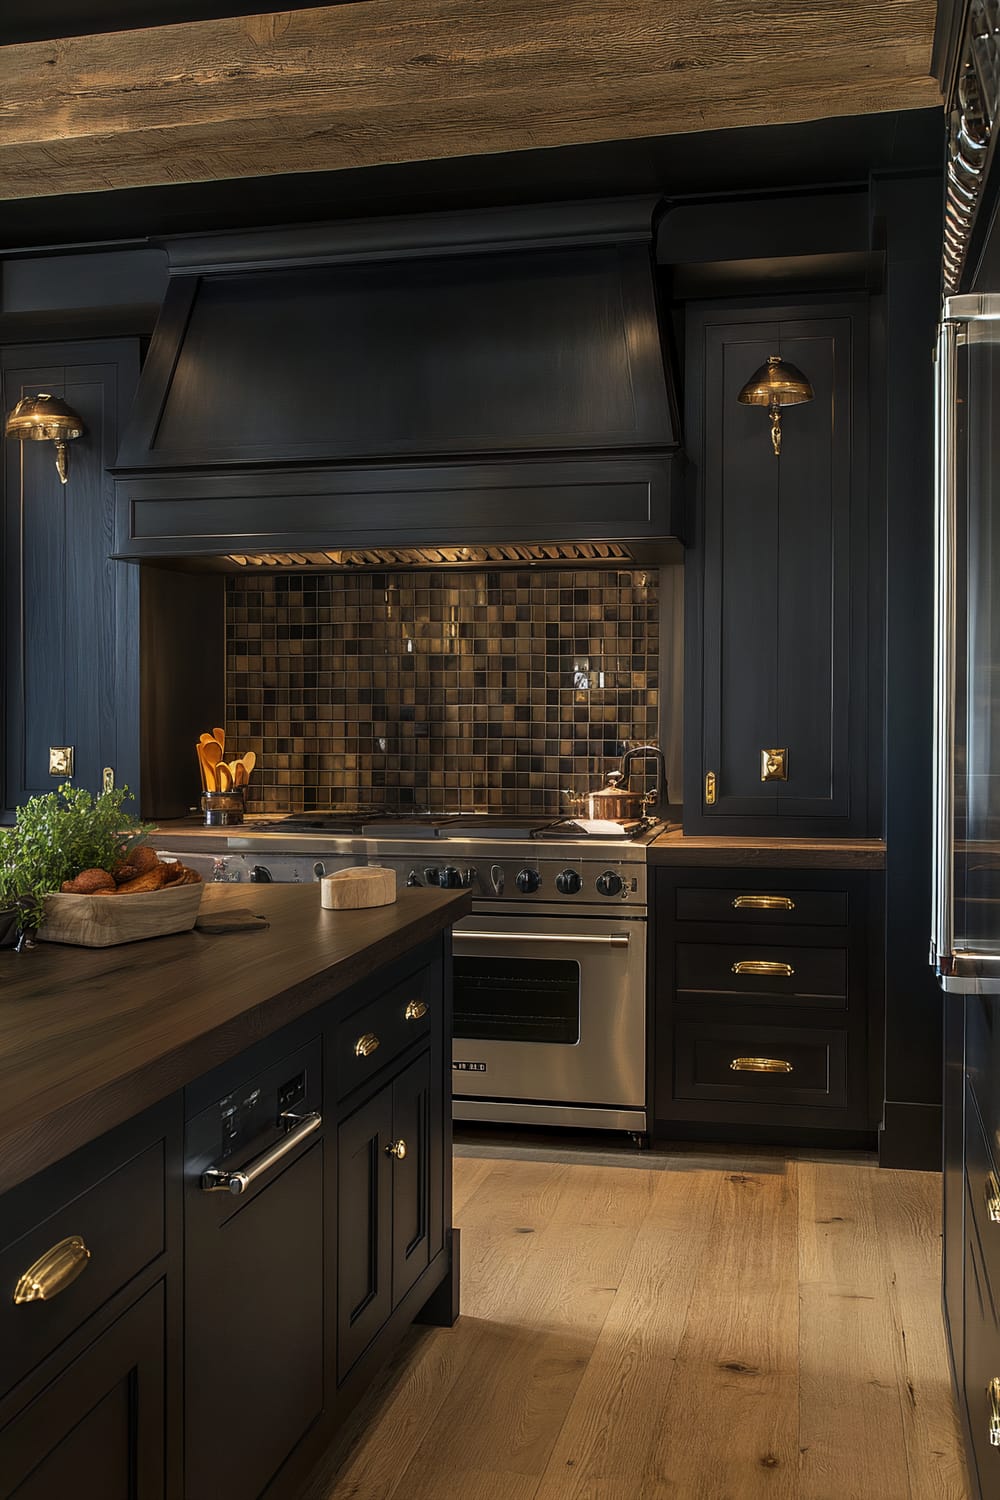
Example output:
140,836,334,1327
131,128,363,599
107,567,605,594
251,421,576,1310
620,745,668,809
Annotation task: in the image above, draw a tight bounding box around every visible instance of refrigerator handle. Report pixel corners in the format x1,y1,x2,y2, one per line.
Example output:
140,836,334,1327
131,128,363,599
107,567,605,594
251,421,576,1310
932,320,959,971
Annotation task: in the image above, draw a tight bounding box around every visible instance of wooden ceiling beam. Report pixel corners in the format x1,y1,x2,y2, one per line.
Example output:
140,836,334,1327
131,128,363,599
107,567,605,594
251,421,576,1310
0,0,941,202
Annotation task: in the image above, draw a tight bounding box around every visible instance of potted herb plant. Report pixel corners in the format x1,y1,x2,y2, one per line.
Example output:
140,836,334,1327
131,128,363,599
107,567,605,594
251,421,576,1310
0,784,154,947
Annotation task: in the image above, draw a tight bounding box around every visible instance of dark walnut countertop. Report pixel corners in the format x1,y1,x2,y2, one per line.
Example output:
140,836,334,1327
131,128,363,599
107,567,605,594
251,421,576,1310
648,831,885,868
0,884,470,1197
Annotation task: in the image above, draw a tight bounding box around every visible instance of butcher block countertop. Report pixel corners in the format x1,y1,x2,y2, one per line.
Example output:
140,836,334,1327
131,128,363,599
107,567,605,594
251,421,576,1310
647,831,886,868
0,883,470,1197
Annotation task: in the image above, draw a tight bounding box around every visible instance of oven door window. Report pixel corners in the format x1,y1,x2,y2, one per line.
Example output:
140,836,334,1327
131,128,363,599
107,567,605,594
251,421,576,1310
453,956,580,1044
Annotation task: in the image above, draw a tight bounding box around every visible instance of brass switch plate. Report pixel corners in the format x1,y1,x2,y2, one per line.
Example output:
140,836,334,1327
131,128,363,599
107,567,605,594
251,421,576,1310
760,747,787,782
49,746,74,778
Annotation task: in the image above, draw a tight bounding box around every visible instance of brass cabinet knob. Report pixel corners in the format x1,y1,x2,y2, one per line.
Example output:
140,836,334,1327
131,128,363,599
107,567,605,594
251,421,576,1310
730,1057,794,1074
14,1236,91,1305
386,1139,407,1160
405,999,428,1022
354,1033,380,1058
732,959,795,977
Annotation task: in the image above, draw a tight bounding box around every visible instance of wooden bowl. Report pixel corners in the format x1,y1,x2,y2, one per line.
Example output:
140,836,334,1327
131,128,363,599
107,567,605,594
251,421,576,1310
37,883,204,948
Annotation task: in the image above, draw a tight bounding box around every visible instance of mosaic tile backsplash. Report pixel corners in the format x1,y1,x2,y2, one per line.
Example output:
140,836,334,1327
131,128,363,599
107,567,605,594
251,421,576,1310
225,568,659,814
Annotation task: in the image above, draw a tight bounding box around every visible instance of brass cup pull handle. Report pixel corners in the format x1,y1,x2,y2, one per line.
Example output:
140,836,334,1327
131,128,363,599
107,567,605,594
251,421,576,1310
405,999,428,1022
730,1057,794,1074
731,895,796,911
732,960,795,977
987,1172,1000,1224
14,1235,91,1305
386,1138,407,1160
989,1377,1000,1447
355,1033,380,1058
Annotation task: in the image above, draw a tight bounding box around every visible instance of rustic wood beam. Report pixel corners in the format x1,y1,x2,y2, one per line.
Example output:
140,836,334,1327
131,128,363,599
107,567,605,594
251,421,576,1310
0,0,941,202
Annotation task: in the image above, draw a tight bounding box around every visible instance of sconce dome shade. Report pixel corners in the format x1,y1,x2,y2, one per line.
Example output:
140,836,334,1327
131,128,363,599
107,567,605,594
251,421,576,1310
737,354,814,408
5,393,85,444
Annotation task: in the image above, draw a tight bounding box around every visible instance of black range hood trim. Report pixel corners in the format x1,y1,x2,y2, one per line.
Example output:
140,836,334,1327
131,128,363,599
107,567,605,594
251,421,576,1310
112,452,686,567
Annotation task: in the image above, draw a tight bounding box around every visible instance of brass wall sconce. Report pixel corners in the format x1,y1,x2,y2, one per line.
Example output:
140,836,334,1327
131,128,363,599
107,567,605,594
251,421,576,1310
737,354,813,456
5,393,85,484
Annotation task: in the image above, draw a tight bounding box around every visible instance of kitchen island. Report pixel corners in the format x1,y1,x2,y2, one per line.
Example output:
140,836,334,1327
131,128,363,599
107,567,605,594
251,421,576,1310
0,882,469,1500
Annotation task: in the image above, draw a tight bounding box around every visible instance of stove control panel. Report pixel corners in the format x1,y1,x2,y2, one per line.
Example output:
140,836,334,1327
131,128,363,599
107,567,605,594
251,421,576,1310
396,857,644,904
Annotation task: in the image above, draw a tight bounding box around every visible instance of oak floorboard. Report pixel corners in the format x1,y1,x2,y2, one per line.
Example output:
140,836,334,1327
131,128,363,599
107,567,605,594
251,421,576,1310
646,1163,801,1498
873,1170,971,1500
798,1162,915,1499
312,1146,969,1500
534,1166,724,1498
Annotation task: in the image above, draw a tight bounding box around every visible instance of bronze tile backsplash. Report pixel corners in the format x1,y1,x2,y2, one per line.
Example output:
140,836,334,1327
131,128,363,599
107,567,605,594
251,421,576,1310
225,568,659,814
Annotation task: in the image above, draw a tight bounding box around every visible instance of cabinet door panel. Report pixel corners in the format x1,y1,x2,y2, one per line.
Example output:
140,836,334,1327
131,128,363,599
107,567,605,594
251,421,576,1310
686,303,868,834
391,1053,434,1308
337,1089,393,1382
185,1143,324,1500
2,341,140,812
0,1283,164,1500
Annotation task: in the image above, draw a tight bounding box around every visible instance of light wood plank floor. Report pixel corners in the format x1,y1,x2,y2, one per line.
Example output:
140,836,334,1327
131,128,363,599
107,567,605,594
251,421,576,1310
303,1141,971,1500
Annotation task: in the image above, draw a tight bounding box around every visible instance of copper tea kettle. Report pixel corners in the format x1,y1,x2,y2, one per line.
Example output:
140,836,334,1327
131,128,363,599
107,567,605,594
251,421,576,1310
571,745,667,822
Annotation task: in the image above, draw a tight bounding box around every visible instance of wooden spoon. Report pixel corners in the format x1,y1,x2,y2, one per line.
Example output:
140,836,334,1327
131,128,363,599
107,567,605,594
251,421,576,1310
217,761,233,792
213,727,226,750
198,732,216,746
240,750,256,781
200,738,222,791
233,759,247,787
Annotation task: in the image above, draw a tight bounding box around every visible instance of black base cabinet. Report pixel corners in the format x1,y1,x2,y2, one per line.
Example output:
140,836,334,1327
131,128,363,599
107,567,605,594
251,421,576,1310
0,933,457,1500
652,866,883,1143
0,1284,167,1500
943,991,1000,1499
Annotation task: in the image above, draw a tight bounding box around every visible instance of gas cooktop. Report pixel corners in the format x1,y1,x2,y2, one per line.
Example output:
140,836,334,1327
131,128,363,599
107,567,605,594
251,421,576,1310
250,811,663,841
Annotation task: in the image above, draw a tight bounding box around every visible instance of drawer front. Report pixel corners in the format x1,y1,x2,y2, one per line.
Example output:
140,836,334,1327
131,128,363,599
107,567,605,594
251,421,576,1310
0,1140,166,1398
968,993,1000,1158
335,963,432,1103
674,1020,848,1109
676,943,847,1008
675,886,849,927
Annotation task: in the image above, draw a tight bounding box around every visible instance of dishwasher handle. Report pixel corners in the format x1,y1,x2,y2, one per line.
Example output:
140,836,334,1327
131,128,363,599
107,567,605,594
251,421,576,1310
457,930,629,949
200,1110,322,1195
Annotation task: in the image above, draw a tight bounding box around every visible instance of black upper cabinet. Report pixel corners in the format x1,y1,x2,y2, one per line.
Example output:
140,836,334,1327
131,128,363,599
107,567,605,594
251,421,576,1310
683,301,872,835
2,338,141,815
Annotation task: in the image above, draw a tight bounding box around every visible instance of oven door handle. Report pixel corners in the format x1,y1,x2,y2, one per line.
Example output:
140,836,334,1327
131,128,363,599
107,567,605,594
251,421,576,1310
457,930,630,948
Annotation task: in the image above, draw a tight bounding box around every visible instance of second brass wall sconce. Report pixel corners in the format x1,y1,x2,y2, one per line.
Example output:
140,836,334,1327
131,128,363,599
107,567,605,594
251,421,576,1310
5,393,85,484
737,354,813,456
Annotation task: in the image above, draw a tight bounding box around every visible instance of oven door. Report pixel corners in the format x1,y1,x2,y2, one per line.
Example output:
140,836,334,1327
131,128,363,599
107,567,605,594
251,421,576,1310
450,909,646,1112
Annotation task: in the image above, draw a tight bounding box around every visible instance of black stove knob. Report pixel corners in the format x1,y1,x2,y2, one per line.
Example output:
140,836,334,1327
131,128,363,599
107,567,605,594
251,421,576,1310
249,865,273,883
595,870,624,898
423,867,440,886
555,869,582,895
439,866,463,889
406,870,422,887
515,869,541,894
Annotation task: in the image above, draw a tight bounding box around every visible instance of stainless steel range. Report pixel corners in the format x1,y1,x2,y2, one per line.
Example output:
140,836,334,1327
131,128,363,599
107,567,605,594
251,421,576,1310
158,811,660,1142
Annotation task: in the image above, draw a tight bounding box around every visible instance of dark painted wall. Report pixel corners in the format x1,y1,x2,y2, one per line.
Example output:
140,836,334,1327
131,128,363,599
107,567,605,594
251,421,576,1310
872,173,945,1168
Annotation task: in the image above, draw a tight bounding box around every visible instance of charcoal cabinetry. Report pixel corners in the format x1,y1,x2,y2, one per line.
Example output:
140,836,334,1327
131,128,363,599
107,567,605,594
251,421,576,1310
1,338,141,814
683,302,874,835
943,991,1000,1499
653,867,881,1142
0,1098,181,1499
0,913,457,1500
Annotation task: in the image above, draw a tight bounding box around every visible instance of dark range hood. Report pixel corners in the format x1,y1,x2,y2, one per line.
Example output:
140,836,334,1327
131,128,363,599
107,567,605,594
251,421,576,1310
113,197,686,569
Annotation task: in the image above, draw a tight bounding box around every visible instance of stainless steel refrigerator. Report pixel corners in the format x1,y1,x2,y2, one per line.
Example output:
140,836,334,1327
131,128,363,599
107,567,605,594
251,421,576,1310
933,293,1000,993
